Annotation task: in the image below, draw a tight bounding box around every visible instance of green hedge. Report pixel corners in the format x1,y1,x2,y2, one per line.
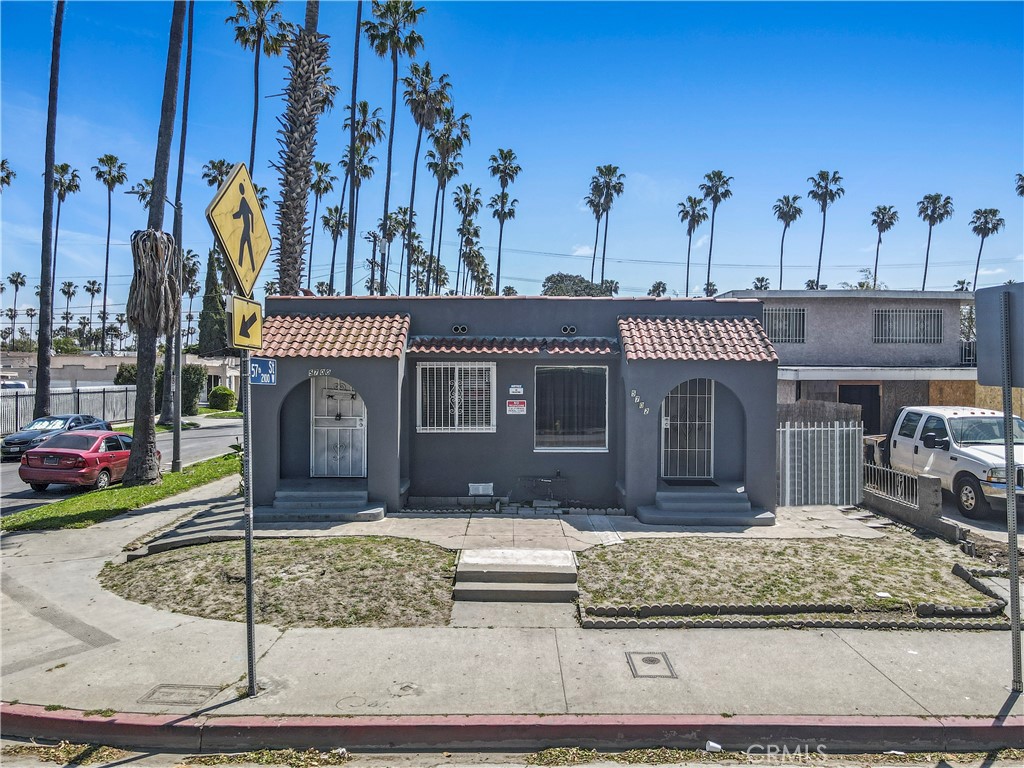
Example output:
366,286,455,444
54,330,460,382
114,363,207,416
208,385,237,411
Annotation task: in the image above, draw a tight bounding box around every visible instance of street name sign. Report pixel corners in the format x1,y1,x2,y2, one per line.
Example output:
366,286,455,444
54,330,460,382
205,163,272,298
249,357,277,386
230,295,263,351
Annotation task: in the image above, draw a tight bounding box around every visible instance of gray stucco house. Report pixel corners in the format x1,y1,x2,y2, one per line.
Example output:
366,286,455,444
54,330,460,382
251,296,779,525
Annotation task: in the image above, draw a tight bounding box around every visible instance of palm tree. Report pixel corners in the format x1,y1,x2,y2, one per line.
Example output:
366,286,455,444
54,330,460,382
1016,173,1024,197
585,181,604,283
321,204,348,293
115,313,127,351
488,148,521,294
363,0,426,294
60,281,77,326
344,1,364,300
869,205,899,290
916,193,954,290
7,271,26,340
402,62,450,294
264,280,279,295
60,311,73,337
970,208,1005,290
84,279,102,348
0,159,14,191
772,194,802,290
425,108,470,295
226,0,294,170
677,195,708,297
48,163,80,338
698,170,734,292
806,170,844,288
128,177,154,208
452,183,481,296
306,160,337,290
594,165,625,284
76,315,90,346
340,142,377,292
91,153,127,353
202,159,233,190
340,100,385,294
25,307,37,339
648,280,667,297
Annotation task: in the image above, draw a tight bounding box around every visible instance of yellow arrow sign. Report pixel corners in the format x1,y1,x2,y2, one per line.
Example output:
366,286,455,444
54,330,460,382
206,163,272,298
230,295,263,351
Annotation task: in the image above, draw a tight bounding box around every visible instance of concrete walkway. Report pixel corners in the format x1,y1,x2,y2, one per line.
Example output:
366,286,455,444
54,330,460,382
1,481,1021,751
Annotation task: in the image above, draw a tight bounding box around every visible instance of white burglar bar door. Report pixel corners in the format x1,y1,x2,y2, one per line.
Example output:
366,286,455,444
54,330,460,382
661,378,715,478
310,377,366,477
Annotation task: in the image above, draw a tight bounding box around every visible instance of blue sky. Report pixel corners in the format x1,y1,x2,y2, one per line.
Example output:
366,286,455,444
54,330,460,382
2,0,1022,325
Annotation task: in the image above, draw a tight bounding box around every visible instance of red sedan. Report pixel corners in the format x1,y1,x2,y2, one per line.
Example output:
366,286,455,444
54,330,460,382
18,430,158,492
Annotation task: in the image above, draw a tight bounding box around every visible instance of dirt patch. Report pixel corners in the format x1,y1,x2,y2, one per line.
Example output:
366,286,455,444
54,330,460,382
577,526,992,614
100,536,457,629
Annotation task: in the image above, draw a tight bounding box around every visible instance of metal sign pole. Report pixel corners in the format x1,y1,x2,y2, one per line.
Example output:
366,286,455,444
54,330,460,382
1000,293,1022,692
242,347,257,696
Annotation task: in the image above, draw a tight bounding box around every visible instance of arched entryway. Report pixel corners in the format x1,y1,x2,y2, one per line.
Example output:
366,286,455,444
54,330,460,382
310,376,366,477
661,378,715,480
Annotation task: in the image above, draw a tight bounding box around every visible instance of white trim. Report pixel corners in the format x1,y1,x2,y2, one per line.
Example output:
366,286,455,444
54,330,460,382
533,365,609,452
778,366,978,381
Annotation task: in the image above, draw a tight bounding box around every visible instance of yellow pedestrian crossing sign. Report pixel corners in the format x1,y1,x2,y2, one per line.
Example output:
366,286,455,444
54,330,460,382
231,295,263,351
206,163,272,298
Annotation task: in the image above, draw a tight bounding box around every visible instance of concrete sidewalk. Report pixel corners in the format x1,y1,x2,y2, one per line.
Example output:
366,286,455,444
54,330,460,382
1,480,1022,751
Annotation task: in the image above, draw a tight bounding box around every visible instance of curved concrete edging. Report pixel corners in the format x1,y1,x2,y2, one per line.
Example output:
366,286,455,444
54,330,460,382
3,704,1022,753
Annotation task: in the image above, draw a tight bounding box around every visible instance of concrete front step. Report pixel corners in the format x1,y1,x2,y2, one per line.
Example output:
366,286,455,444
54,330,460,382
655,486,746,505
272,499,370,511
454,549,578,603
274,490,368,502
452,582,579,603
654,499,753,514
254,506,385,523
635,505,776,527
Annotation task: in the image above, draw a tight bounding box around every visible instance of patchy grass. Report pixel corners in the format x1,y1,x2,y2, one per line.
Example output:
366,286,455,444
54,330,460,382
185,749,351,767
117,420,199,436
1,741,133,765
526,747,1024,766
204,410,243,419
1,454,240,532
100,536,457,629
577,527,991,615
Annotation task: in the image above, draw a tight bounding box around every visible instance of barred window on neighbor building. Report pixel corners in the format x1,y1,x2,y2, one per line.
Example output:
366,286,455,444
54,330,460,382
763,307,806,344
873,308,943,344
417,362,496,433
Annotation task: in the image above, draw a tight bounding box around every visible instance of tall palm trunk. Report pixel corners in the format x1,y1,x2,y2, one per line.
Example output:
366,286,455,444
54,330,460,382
101,186,111,353
589,216,600,283
814,207,827,287
329,173,349,293
403,125,425,295
49,198,62,339
249,29,262,170
495,220,505,294
921,225,933,291
705,202,718,291
125,0,185,486
306,193,320,291
378,48,399,294
34,0,64,419
434,184,448,294
425,181,441,295
973,236,988,290
599,209,610,283
872,230,882,290
344,0,361,296
779,224,789,290
685,232,693,297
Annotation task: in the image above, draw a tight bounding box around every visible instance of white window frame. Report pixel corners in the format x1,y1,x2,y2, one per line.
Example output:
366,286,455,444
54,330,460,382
533,365,609,453
417,362,496,433
763,307,806,344
873,308,943,344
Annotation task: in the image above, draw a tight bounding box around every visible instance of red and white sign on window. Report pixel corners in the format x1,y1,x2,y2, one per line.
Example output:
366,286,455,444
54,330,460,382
506,400,527,415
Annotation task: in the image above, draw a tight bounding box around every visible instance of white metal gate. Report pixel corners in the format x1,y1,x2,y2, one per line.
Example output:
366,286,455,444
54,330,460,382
777,421,863,506
310,377,366,477
661,378,714,478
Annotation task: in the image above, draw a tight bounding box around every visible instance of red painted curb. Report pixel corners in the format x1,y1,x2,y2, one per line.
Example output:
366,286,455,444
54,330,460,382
2,704,1022,752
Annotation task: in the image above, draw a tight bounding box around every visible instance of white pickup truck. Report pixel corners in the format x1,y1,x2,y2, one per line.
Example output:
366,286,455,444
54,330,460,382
881,405,1024,519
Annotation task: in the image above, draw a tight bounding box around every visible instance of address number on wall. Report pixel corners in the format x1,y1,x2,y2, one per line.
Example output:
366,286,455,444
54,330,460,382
308,368,332,377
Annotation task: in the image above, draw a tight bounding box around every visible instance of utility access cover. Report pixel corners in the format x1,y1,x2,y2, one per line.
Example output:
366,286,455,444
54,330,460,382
205,163,272,298
625,651,677,679
138,684,220,706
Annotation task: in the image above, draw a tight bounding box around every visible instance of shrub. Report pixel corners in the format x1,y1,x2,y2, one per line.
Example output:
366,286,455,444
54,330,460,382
53,336,81,354
115,362,207,416
208,385,236,411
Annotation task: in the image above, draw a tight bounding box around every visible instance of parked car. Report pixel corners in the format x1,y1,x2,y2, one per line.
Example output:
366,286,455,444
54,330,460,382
881,405,1024,519
17,430,155,492
0,414,113,459
1,381,29,389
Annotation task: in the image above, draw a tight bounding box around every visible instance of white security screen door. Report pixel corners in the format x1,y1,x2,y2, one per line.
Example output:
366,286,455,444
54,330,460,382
661,378,714,478
310,377,366,477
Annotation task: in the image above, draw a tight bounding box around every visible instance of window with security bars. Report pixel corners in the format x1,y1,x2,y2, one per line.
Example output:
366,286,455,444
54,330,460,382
763,307,806,344
417,362,496,433
873,308,943,344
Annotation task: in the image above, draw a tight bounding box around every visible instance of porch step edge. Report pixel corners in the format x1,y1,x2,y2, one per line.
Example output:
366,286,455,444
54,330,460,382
452,582,579,603
635,505,776,527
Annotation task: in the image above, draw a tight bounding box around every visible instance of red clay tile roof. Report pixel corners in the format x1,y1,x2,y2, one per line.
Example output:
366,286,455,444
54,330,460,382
262,314,410,358
617,316,778,362
407,336,618,355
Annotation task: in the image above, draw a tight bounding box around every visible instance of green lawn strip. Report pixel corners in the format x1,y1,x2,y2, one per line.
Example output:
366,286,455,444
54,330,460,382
117,420,200,436
100,536,457,629
576,528,991,614
0,454,240,532
204,411,243,419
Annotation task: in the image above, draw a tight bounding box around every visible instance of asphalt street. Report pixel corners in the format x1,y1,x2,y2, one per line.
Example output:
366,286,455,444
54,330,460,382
0,418,242,516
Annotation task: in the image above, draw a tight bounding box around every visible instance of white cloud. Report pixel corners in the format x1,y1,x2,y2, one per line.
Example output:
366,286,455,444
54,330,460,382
978,267,1006,276
571,244,593,257
693,234,709,249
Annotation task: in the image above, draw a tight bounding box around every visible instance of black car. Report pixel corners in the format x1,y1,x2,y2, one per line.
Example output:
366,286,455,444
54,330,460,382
1,414,113,459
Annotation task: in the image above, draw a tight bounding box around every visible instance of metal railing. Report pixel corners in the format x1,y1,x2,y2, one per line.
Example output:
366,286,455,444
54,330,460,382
863,463,919,508
1,386,137,435
777,420,863,506
960,340,977,367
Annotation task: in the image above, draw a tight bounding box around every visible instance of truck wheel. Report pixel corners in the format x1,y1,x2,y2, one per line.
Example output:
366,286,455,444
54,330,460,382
954,476,989,519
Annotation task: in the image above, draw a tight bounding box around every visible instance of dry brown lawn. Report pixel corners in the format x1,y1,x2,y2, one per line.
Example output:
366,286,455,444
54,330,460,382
100,536,457,629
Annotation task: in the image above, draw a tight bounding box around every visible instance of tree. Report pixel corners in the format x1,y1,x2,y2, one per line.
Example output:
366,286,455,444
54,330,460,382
501,285,518,296
594,164,625,283
425,107,470,295
344,1,364,298
648,280,667,297
83,279,102,347
704,281,717,297
805,279,820,290
870,204,899,290
7,271,26,340
341,142,377,291
25,307,37,338
226,0,294,170
969,208,1005,290
116,312,127,351
0,159,14,191
916,192,954,290
198,248,228,356
488,147,521,294
306,160,337,290
401,61,449,294
698,170,733,292
314,280,334,296
752,276,770,290
541,273,618,297
274,1,331,296
264,280,278,295
49,162,80,339
772,194,802,290
363,0,426,293
340,100,385,294
677,195,708,297
91,153,127,353
954,278,972,292
807,170,844,289
585,181,604,283
60,281,76,328
451,183,480,296
1016,173,1024,197
321,205,348,294
128,177,154,208
840,268,885,290
124,0,185,486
